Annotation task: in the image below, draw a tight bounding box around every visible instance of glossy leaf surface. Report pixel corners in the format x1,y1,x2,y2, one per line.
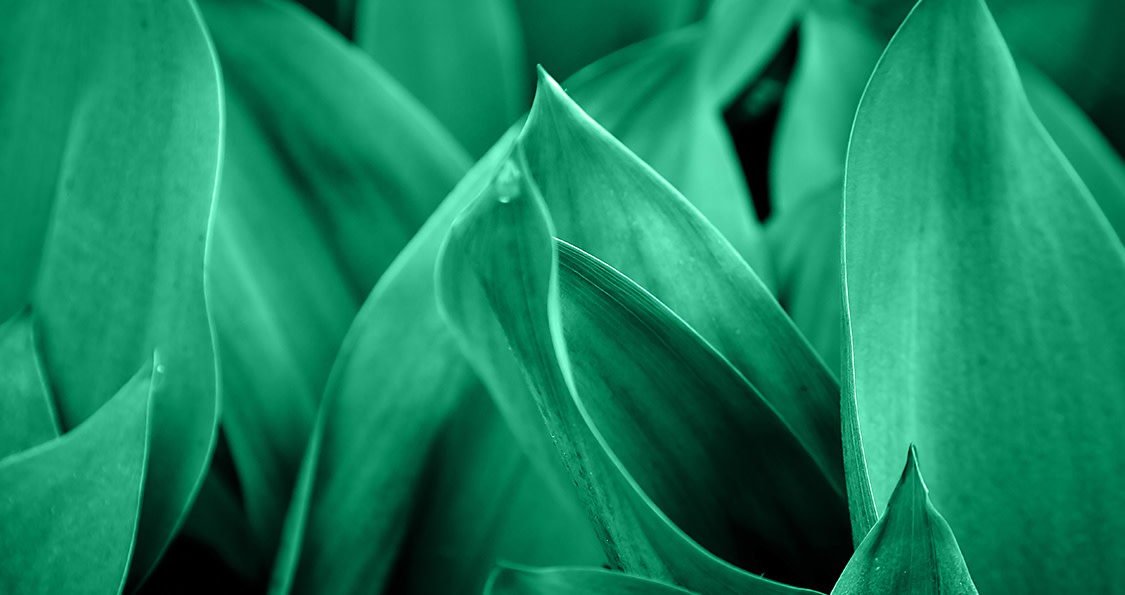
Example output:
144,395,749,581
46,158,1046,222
0,360,156,594
831,447,978,595
200,0,470,556
488,565,700,595
843,0,1125,591
0,311,60,459
0,0,222,581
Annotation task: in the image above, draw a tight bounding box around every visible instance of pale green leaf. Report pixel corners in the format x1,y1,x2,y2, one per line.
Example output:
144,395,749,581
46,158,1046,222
0,310,60,459
0,359,156,594
843,0,1125,592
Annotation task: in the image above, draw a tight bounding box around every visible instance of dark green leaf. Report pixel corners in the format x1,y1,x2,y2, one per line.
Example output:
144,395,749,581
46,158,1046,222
843,0,1125,591
0,310,60,459
437,115,848,591
0,0,222,582
565,27,772,283
487,564,700,595
830,447,978,595
199,0,470,556
387,389,603,594
0,358,155,594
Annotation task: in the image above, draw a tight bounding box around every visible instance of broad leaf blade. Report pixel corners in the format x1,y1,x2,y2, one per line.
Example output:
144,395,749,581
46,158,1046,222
830,447,978,595
0,310,60,458
271,132,521,595
437,141,842,592
0,0,222,582
488,565,700,595
355,0,529,157
843,0,1125,591
199,0,470,557
0,359,156,594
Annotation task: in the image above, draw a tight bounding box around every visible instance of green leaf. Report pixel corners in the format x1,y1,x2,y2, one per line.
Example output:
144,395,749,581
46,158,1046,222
270,131,518,595
0,0,222,582
437,92,850,591
565,27,772,284
199,0,471,557
0,310,60,459
523,68,843,497
697,0,802,105
0,358,156,595
387,388,604,594
830,447,978,595
487,564,700,595
514,0,705,83
842,0,1125,591
354,0,529,157
1021,63,1125,243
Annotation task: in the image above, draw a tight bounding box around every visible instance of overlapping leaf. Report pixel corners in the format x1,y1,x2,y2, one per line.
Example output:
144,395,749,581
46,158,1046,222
0,311,60,459
0,359,156,594
355,0,528,156
0,0,222,582
842,0,1125,592
437,71,853,592
487,565,700,595
198,0,470,559
830,447,978,595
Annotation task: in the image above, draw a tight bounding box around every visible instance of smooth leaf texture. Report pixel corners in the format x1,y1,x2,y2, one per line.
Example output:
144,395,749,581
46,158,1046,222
199,0,470,558
565,26,771,284
0,0,222,582
0,359,156,594
270,131,527,595
355,0,528,156
830,447,978,595
487,565,700,595
0,310,61,459
514,69,845,513
697,0,802,105
842,0,1125,591
386,388,603,594
437,110,849,592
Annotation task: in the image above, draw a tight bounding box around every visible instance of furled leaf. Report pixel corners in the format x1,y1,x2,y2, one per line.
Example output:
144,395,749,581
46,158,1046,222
437,113,848,592
270,132,523,595
198,0,470,558
0,310,60,459
519,68,844,501
830,447,978,595
0,359,156,594
842,0,1125,592
487,564,700,595
698,0,802,105
354,0,528,157
0,0,222,582
386,388,603,594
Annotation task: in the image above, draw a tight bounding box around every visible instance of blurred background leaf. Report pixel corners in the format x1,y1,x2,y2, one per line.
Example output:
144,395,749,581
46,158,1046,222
842,0,1125,592
830,447,978,595
199,0,471,573
0,311,61,459
487,565,701,595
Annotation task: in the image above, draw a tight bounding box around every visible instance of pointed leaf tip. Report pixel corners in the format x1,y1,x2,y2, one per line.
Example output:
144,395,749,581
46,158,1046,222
831,446,979,594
